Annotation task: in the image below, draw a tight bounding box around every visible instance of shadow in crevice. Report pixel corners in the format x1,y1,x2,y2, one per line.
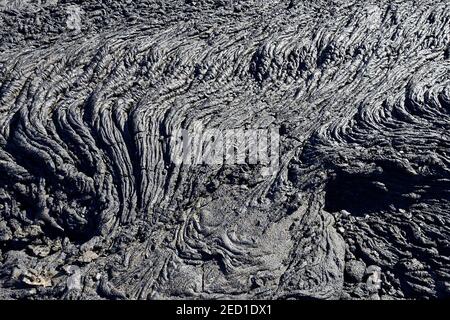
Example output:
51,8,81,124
324,172,417,217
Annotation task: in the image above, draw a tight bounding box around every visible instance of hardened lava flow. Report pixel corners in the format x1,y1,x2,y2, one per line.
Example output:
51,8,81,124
0,0,449,300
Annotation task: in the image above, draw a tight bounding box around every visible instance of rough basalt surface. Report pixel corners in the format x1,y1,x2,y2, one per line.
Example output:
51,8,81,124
0,0,449,300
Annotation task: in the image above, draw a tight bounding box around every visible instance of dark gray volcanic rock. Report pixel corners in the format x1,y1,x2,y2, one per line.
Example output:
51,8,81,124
0,0,449,300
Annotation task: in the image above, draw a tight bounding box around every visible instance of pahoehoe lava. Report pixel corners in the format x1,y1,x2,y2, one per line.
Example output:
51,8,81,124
0,0,449,300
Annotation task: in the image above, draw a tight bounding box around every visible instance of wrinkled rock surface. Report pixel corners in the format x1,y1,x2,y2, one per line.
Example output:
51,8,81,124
0,0,449,300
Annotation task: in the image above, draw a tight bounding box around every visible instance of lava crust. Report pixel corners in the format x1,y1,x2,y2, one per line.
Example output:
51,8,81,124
0,0,449,300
